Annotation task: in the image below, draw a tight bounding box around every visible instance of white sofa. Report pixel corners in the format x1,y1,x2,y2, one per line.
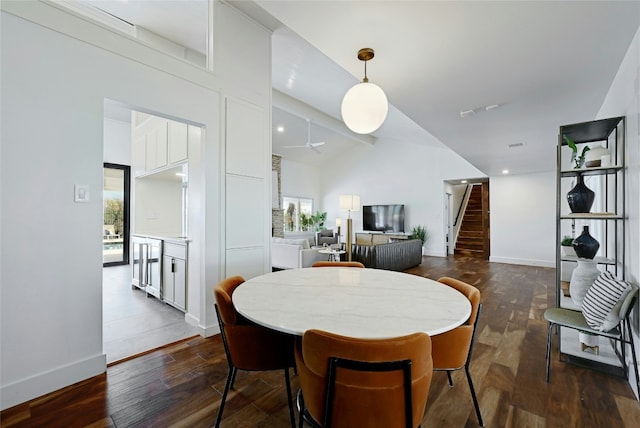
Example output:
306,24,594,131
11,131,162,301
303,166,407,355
271,237,326,269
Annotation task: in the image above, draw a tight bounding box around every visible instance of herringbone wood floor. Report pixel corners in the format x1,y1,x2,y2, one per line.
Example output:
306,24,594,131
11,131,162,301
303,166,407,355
2,256,639,427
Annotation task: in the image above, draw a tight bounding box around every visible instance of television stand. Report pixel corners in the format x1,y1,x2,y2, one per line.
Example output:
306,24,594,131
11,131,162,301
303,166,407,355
355,232,411,245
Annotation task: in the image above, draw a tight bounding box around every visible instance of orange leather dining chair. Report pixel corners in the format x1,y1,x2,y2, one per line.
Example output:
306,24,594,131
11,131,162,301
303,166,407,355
311,261,365,268
295,329,433,428
214,276,296,428
431,276,484,426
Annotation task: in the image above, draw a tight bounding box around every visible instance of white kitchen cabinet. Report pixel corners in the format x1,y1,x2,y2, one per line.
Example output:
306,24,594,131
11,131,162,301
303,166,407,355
168,120,188,164
163,241,187,311
132,115,188,177
145,120,168,171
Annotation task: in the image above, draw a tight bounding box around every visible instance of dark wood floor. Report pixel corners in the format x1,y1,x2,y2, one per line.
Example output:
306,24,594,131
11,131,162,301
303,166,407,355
2,256,639,427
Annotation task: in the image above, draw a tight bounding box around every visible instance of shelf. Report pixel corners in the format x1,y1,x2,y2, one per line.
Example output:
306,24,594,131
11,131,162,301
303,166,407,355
560,214,622,220
560,165,622,177
560,116,625,144
555,116,626,376
559,255,615,265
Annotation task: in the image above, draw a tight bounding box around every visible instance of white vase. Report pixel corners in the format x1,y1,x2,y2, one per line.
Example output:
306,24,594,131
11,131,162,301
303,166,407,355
585,144,610,168
569,259,600,307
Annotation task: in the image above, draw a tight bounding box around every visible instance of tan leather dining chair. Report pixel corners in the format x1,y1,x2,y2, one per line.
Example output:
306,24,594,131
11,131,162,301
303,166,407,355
214,276,296,428
311,261,365,268
295,329,433,428
431,276,484,426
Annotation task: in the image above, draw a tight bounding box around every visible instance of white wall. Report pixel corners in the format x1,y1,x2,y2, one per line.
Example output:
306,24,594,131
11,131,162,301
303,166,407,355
596,25,640,398
490,171,557,267
0,0,271,410
103,117,131,165
281,159,322,206
310,137,485,257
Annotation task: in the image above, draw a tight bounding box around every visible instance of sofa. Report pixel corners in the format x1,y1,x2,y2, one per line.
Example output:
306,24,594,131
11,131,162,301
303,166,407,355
271,237,326,270
350,239,422,271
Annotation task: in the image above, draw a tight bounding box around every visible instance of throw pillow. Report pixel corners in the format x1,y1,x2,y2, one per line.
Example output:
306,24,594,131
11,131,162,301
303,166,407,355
581,271,632,331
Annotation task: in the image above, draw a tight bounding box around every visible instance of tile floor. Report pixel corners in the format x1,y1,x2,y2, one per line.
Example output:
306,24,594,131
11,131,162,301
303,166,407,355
103,264,199,364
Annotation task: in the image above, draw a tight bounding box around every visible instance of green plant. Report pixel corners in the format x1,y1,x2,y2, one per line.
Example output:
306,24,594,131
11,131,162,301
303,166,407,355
300,212,312,231
564,135,590,169
410,225,429,245
561,235,574,246
310,211,327,231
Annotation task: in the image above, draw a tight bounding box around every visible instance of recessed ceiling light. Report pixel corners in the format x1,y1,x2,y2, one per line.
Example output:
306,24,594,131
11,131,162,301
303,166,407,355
461,180,467,184
276,126,285,133
502,169,509,175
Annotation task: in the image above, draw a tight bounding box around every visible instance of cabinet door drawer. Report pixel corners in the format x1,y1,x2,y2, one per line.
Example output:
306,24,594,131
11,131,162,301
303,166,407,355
164,243,186,259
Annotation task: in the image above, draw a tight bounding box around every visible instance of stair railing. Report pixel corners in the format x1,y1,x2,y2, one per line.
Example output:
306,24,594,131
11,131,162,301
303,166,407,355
452,184,473,251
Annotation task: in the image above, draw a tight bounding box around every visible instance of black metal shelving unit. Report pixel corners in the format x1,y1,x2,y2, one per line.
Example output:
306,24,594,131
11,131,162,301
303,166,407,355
555,116,626,374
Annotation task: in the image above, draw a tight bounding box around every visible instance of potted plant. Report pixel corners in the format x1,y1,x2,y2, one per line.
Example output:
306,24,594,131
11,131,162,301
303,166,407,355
564,135,590,169
410,225,429,254
561,235,576,257
311,211,327,232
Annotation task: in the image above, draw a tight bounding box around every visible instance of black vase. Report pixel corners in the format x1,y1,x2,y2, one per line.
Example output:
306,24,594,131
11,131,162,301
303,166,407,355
567,173,595,213
572,226,599,259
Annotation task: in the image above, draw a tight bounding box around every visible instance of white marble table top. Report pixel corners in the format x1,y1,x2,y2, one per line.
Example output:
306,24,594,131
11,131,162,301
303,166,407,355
233,268,472,339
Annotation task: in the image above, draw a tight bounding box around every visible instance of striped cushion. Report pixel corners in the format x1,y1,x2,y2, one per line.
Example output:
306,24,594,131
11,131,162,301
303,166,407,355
581,271,632,331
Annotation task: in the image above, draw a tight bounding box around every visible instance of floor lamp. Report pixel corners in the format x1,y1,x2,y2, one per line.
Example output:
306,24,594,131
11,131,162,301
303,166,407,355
339,195,360,261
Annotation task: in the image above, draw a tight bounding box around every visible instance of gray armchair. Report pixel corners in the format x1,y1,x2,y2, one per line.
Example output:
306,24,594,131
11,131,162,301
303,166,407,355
316,229,338,246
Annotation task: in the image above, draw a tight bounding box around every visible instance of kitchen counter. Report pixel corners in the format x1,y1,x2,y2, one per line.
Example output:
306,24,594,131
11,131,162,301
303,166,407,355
132,233,189,244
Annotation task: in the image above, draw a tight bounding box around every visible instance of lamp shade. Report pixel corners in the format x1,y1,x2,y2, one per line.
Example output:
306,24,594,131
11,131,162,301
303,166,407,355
336,218,342,227
341,82,388,134
339,195,361,212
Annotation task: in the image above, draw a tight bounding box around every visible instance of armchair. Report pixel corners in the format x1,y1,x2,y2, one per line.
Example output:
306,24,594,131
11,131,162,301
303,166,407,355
316,229,338,246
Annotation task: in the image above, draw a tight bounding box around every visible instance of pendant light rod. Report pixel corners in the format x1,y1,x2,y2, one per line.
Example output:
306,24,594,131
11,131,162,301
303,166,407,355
357,48,375,83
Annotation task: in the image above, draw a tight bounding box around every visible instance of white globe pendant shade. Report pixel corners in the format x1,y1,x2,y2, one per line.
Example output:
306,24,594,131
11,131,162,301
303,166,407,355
341,81,388,134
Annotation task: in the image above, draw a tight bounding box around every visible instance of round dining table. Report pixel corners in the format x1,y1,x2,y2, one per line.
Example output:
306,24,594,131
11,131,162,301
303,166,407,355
232,267,472,339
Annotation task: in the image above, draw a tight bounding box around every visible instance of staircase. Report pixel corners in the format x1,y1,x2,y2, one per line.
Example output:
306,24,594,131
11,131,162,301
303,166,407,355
454,184,488,258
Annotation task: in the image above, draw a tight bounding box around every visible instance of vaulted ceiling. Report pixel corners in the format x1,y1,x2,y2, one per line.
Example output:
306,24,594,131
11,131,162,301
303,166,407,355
96,1,640,176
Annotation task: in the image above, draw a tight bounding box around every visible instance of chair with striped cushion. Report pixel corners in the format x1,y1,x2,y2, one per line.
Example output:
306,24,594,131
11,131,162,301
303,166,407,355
544,282,639,394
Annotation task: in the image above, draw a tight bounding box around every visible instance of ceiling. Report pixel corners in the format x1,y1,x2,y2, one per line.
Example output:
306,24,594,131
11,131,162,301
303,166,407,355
94,1,640,176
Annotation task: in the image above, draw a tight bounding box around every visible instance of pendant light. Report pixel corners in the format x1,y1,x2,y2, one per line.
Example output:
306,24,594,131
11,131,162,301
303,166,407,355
341,48,388,134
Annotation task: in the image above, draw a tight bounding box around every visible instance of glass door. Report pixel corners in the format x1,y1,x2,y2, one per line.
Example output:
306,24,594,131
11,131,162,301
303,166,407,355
103,163,130,266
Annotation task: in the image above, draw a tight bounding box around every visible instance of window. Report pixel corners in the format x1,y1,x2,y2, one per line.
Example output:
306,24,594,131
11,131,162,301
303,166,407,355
103,163,130,266
283,197,313,232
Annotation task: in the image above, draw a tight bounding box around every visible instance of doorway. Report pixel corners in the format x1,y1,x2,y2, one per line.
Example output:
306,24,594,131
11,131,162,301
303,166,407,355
103,163,130,266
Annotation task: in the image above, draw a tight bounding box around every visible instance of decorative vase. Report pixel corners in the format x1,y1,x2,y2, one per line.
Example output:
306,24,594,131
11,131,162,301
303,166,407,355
585,144,610,168
569,259,599,307
567,173,595,213
579,332,599,354
572,226,599,259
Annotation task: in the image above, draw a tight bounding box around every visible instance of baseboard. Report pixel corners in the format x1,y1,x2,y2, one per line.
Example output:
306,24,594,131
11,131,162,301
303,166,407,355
489,256,555,268
184,312,220,337
423,249,446,257
201,323,221,338
0,353,106,411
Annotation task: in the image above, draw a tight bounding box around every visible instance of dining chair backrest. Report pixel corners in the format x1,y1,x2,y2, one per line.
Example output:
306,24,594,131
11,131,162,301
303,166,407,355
214,275,295,370
311,261,365,268
437,276,481,327
296,329,433,428
430,276,484,426
215,275,245,327
213,276,297,428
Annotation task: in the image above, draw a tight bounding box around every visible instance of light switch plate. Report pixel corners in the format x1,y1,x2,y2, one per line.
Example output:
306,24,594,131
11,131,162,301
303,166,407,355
74,184,89,202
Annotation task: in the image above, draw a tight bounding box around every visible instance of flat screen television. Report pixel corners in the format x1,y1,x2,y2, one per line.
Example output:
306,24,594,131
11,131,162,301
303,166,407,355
362,204,405,233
